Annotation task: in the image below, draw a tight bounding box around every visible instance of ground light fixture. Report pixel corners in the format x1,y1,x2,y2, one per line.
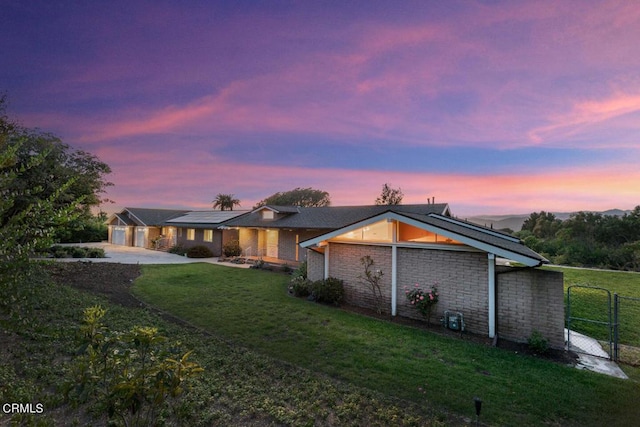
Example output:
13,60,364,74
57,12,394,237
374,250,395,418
473,396,482,426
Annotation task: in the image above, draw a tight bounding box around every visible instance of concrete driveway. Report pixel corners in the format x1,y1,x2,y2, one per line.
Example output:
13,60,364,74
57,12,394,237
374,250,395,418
52,242,249,267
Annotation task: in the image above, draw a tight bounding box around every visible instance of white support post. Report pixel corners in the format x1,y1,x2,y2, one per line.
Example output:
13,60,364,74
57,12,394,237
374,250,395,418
391,245,397,316
324,244,330,279
391,220,398,316
488,253,496,338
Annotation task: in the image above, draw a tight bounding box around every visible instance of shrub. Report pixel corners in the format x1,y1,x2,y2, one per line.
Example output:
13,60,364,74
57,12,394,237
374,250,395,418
250,259,266,269
292,260,307,279
53,249,70,258
65,306,204,426
86,247,106,258
528,330,549,355
358,256,384,314
71,247,88,258
49,245,69,258
168,244,186,255
186,245,214,258
405,283,439,325
223,240,242,257
47,245,105,259
289,276,312,297
311,277,344,305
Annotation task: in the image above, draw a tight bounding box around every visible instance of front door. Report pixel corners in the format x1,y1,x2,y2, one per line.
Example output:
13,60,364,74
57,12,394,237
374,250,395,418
266,230,278,258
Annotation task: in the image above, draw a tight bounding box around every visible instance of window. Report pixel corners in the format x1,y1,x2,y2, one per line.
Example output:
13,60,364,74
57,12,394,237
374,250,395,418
334,220,392,242
262,210,275,220
203,229,213,242
187,228,195,241
398,223,461,244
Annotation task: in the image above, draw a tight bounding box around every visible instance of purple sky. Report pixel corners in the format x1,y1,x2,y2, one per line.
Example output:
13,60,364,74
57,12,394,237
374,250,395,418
2,0,640,216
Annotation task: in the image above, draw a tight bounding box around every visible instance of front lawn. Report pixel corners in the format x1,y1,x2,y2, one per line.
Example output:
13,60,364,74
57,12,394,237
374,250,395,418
1,264,445,426
133,263,640,426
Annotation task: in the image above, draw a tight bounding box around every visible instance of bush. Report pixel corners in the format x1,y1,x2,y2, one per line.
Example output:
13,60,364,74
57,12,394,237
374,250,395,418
223,240,242,257
65,306,203,426
186,245,214,258
311,277,344,305
292,260,307,279
528,330,549,355
49,245,69,258
86,248,106,258
71,247,88,258
168,244,186,255
289,276,312,297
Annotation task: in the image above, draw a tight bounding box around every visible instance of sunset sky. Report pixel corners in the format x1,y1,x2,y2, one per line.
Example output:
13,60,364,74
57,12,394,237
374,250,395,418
2,0,640,216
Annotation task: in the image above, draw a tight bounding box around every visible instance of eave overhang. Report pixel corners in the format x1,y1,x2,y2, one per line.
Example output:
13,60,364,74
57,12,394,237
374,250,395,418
300,211,546,267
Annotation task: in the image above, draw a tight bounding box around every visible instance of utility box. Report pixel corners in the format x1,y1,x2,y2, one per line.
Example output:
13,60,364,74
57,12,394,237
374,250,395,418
441,311,465,332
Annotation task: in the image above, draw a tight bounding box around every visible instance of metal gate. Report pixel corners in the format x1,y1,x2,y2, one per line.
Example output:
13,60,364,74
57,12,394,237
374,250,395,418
566,285,613,359
613,294,640,364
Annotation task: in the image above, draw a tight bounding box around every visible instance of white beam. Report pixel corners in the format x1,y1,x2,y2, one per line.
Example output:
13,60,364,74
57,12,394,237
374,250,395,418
324,244,330,279
391,221,398,316
488,253,496,338
392,245,397,316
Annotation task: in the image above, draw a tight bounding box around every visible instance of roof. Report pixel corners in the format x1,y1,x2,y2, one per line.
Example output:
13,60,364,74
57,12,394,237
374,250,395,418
108,208,191,226
300,210,547,267
165,210,249,228
222,203,451,230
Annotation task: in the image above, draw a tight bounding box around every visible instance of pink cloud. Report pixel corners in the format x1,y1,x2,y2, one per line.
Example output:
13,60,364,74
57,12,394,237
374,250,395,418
529,90,640,147
102,151,640,217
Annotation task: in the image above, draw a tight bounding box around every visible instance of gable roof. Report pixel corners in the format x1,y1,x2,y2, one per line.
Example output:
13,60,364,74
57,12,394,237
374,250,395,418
108,208,190,226
300,210,547,267
164,210,249,228
222,203,451,230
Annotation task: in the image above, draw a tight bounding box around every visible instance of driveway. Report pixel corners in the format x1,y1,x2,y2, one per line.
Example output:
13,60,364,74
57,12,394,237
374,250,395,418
52,242,249,267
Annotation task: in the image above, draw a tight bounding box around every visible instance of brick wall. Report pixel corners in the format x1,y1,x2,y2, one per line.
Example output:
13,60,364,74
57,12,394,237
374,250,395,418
307,249,324,282
278,230,321,262
496,267,564,349
327,243,393,312
306,241,564,347
397,248,489,333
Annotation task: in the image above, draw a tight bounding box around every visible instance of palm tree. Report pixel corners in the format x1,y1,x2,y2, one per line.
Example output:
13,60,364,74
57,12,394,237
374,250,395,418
212,193,241,211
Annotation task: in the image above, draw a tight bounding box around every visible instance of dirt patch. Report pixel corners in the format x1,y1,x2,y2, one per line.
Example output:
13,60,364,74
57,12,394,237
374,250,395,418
47,262,577,365
46,261,142,308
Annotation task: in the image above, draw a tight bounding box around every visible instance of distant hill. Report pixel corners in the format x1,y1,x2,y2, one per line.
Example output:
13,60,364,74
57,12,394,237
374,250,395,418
465,209,632,232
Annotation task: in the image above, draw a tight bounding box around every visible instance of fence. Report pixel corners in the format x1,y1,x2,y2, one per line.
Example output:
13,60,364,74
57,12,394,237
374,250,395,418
614,295,640,365
566,286,612,359
567,286,640,365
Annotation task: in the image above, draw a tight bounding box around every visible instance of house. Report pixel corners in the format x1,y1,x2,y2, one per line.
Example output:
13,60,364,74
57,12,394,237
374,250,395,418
164,210,248,256
299,208,564,348
107,208,190,248
108,203,564,347
220,203,452,264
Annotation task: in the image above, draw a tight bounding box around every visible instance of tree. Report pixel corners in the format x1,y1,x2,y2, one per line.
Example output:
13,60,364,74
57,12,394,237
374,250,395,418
1,96,112,317
212,193,241,211
1,97,112,230
520,211,562,239
254,187,330,208
375,183,403,205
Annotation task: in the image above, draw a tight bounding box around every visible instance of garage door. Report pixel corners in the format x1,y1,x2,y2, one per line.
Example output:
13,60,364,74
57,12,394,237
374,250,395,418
135,228,146,247
112,227,126,246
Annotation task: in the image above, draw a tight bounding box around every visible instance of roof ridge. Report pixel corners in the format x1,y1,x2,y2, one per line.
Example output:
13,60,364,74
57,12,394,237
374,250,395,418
428,213,521,243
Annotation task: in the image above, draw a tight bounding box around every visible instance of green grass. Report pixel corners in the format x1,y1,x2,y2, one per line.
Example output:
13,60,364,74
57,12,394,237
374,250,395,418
1,266,447,426
133,263,640,426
